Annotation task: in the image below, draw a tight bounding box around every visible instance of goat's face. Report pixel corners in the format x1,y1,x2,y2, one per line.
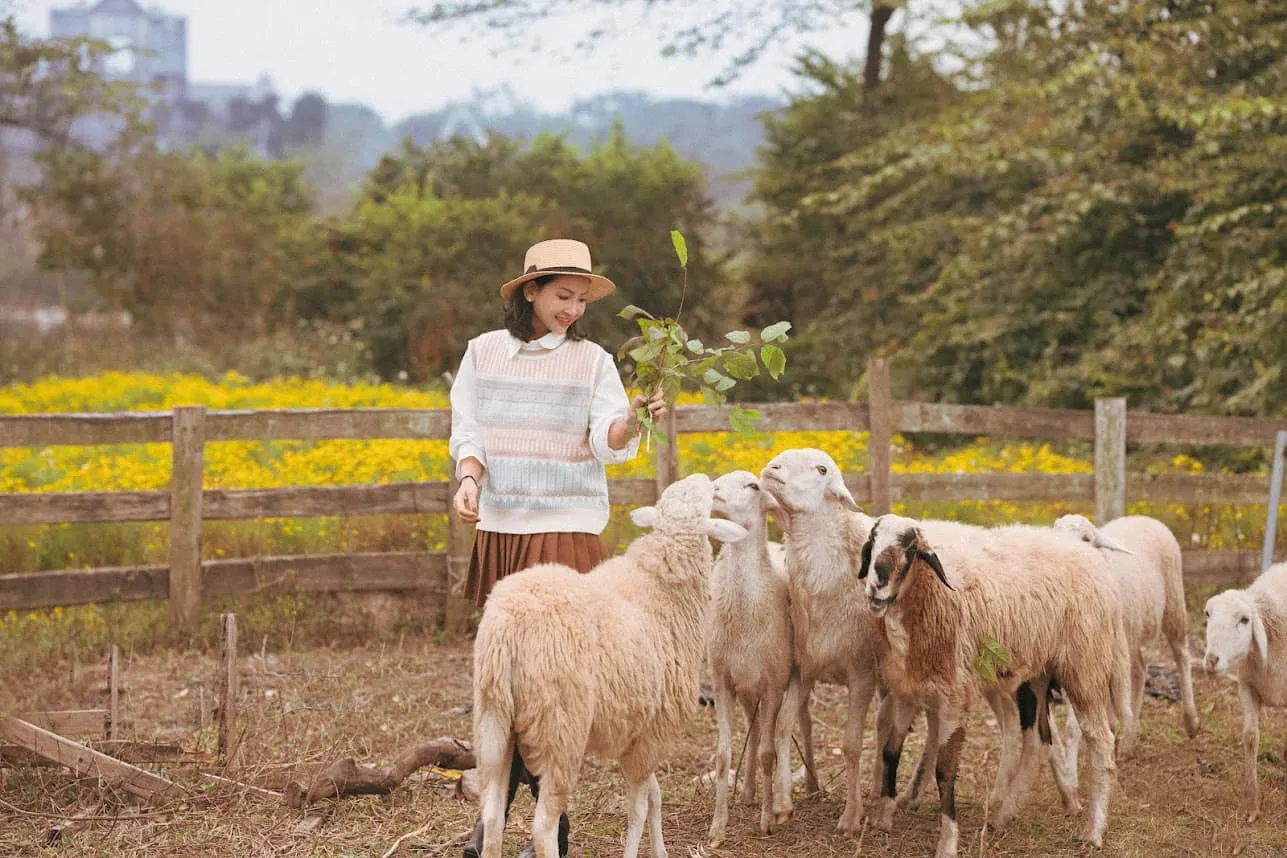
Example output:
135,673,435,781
759,448,858,519
1204,590,1266,675
858,514,951,616
631,473,748,544
711,470,766,529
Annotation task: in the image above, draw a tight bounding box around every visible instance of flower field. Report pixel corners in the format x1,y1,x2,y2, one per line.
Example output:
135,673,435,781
0,372,1273,661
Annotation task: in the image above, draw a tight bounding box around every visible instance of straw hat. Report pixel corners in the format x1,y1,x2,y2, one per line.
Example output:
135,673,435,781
499,239,616,303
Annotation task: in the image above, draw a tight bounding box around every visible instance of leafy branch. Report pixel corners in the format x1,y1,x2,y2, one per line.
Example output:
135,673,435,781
973,636,1012,682
617,229,791,445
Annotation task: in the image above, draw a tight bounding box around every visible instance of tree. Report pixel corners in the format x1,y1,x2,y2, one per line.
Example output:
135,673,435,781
403,1,903,93
285,92,328,146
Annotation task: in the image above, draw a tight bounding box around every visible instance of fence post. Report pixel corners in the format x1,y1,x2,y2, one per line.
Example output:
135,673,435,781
217,612,240,766
108,644,120,741
1094,398,1127,523
169,406,205,632
444,475,474,635
1262,430,1287,574
654,407,679,498
867,359,893,516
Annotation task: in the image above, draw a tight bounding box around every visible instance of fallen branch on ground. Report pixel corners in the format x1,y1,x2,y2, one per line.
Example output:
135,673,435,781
284,736,475,808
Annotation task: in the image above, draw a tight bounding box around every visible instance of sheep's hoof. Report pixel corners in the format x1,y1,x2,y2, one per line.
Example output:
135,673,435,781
866,800,895,834
1247,809,1261,824
708,834,725,849
836,807,865,836
760,809,774,835
1183,712,1202,738
1062,797,1083,816
1077,827,1104,848
775,808,793,826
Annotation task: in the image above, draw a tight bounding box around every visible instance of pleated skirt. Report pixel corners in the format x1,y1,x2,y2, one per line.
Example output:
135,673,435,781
465,529,610,609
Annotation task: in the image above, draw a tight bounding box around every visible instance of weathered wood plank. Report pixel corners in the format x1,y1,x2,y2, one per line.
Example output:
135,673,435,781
0,412,171,448
205,409,450,442
204,483,449,519
0,491,169,525
654,408,679,494
673,401,871,434
608,478,656,506
1181,550,1285,588
19,710,109,737
0,565,169,612
1128,412,1287,448
1127,473,1282,505
1096,398,1127,524
898,402,1096,440
169,406,205,632
891,473,1095,503
0,714,185,801
0,552,447,612
867,359,894,516
218,613,240,765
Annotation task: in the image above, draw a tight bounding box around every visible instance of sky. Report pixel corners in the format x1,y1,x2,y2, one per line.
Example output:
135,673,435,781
11,0,881,123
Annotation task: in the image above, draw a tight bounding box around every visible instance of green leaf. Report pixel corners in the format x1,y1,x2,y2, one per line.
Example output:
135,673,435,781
760,344,787,380
686,338,704,354
760,321,792,343
630,340,665,363
618,304,654,321
724,330,751,344
670,229,688,268
722,350,760,380
728,406,761,436
700,385,726,407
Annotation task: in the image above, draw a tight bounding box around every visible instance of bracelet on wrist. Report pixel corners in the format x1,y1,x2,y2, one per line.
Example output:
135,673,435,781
460,474,479,487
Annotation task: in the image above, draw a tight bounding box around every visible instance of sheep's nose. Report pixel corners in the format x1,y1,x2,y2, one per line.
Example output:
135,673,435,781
766,463,781,471
1204,653,1219,672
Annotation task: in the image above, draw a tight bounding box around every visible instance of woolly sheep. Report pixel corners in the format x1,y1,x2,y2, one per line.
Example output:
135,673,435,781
705,470,816,847
1055,514,1200,759
758,448,896,835
1203,561,1287,823
859,514,1133,855
471,473,748,858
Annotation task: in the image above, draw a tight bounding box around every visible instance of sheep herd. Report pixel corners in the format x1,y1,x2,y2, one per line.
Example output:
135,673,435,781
468,448,1286,858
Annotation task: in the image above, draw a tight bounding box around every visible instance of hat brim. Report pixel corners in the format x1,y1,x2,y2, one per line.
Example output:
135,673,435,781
499,269,616,303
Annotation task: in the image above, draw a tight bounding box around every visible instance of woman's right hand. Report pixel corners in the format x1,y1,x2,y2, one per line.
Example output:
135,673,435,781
454,476,480,523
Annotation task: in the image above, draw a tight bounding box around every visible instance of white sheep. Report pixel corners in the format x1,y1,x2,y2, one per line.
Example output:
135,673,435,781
759,447,901,834
860,514,1132,856
1055,514,1200,760
1203,561,1287,823
704,470,815,846
471,473,748,858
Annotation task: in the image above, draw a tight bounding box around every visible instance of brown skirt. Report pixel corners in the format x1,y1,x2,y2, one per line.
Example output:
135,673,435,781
465,530,610,609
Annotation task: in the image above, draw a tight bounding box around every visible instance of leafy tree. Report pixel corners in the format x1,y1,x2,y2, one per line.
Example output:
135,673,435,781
284,91,328,146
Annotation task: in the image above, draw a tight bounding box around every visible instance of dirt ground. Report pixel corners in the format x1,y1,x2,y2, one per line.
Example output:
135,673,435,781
2,629,1285,858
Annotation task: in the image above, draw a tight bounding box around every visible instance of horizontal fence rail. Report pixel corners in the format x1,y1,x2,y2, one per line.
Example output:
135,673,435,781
1,359,1284,626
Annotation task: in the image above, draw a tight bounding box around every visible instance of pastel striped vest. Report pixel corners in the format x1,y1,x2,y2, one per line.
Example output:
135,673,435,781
470,329,609,534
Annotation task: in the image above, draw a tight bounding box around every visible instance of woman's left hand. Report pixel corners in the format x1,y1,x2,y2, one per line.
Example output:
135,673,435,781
631,389,668,430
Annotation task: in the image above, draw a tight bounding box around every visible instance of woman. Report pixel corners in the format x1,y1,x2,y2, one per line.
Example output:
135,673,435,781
451,238,664,858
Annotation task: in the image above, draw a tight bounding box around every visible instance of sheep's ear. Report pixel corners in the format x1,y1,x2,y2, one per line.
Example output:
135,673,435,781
1252,609,1269,661
918,547,953,591
829,476,860,512
1092,532,1135,555
630,506,658,529
858,523,877,580
762,493,791,528
704,518,748,543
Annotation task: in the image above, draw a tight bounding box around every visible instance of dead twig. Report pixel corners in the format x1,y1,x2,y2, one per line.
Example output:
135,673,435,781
285,736,475,808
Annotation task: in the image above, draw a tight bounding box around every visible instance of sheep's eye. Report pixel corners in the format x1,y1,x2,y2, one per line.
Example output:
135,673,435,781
747,482,760,492
816,465,827,475
1239,617,1249,625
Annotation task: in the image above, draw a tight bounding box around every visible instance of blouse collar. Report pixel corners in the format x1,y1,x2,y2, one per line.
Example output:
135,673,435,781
508,330,567,357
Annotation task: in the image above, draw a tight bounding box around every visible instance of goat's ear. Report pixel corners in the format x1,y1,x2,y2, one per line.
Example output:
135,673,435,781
919,546,952,591
858,525,877,580
630,506,658,529
829,475,860,512
1252,609,1269,661
705,518,748,543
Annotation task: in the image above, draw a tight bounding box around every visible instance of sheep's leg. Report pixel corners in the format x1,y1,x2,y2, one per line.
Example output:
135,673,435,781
871,690,891,801
473,714,516,858
531,780,569,858
1072,704,1115,848
932,709,966,858
771,683,796,824
1239,683,1263,823
738,698,760,805
757,690,788,831
992,682,1047,831
1061,702,1082,792
622,775,652,858
870,693,918,833
1170,631,1201,738
982,686,1023,808
792,675,821,794
707,676,737,848
1117,650,1146,761
899,705,939,810
1043,686,1082,814
836,674,877,835
645,772,668,858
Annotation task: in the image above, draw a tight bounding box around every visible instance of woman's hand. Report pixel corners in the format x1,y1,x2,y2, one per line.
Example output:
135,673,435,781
454,475,480,523
630,388,669,433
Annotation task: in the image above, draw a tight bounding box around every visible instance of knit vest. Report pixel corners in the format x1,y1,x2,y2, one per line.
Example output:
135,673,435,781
470,329,610,534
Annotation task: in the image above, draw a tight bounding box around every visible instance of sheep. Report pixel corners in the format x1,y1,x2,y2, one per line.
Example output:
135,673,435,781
1054,514,1201,760
859,514,1133,856
704,470,817,847
471,473,748,858
758,447,899,834
1203,561,1287,823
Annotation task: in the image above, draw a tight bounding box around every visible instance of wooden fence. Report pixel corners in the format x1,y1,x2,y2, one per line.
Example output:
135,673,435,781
1,360,1284,632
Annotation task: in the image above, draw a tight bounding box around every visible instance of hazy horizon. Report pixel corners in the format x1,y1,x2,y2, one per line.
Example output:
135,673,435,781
11,0,879,123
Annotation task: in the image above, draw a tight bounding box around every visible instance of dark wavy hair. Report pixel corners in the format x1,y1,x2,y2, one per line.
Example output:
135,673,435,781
503,275,590,342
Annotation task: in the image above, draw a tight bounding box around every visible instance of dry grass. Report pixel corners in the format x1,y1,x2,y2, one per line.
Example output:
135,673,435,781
2,628,1285,858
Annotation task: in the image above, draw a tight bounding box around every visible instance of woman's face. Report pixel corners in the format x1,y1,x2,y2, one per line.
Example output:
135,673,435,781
525,275,591,337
